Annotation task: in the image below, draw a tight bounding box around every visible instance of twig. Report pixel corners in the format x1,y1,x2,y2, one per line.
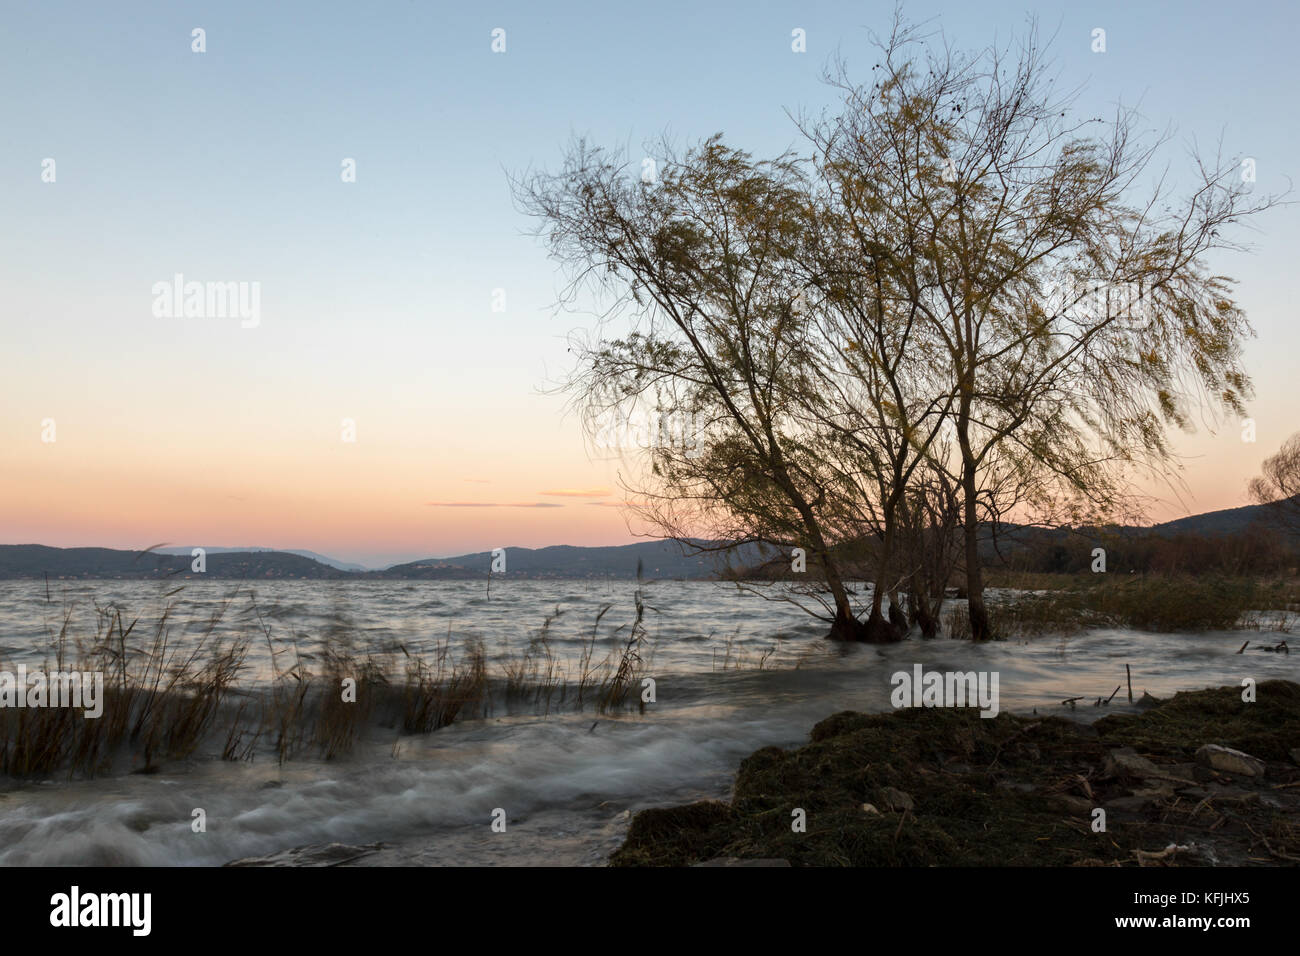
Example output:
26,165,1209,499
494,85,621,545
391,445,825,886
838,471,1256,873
1243,820,1300,863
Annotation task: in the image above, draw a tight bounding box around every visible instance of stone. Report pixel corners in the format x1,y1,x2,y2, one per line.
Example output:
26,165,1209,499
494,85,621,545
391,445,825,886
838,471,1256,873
881,786,914,812
1046,793,1093,816
1104,748,1161,779
1104,795,1155,812
1194,744,1266,778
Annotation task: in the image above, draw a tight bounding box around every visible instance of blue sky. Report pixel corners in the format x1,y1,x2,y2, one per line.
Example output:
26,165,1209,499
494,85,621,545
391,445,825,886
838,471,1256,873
1,0,1296,566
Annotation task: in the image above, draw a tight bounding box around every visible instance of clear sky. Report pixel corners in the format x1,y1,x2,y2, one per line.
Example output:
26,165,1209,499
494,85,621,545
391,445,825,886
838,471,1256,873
2,0,1296,567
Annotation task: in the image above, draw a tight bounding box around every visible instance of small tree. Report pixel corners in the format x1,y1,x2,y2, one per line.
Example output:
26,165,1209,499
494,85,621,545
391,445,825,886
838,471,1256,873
1250,432,1300,539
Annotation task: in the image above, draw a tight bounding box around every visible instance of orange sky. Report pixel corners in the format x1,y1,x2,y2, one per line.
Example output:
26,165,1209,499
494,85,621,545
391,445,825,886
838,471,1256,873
2,1,1295,568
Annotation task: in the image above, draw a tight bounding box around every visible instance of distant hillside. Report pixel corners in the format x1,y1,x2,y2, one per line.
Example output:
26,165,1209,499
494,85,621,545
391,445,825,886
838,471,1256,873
384,540,767,579
154,546,371,572
0,546,349,581
1150,501,1282,537
0,501,1288,581
0,540,763,581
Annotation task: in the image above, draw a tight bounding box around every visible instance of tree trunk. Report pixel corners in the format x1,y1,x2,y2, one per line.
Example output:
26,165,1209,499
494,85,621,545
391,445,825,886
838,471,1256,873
888,588,908,632
961,458,992,641
823,559,867,641
862,510,905,641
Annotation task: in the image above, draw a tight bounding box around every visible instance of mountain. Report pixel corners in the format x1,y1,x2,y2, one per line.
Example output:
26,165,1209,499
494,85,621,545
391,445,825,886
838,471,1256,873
1150,501,1283,537
0,540,763,581
153,546,371,572
0,501,1287,581
0,546,349,580
384,540,767,579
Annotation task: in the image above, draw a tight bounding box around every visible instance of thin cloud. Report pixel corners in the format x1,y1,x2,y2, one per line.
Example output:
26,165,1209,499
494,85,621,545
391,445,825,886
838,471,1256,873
539,488,613,497
425,501,563,508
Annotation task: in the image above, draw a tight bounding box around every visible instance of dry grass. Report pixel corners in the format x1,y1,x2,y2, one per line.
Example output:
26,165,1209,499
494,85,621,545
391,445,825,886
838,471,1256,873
944,574,1300,639
1,582,656,780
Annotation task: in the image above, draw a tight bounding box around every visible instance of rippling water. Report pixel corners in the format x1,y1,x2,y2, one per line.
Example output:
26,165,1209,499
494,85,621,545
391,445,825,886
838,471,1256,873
0,579,1292,865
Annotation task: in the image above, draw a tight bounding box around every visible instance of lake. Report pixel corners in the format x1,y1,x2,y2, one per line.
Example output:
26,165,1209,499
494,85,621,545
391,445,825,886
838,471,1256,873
0,579,1291,865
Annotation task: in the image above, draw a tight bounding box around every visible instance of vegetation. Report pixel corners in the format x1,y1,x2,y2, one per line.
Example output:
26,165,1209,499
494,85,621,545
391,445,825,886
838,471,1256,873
611,681,1300,866
981,575,1296,637
0,589,655,780
1250,431,1300,539
517,15,1282,642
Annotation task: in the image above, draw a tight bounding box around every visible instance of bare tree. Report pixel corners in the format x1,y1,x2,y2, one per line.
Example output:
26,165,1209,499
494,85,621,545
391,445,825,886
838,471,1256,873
1249,432,1300,538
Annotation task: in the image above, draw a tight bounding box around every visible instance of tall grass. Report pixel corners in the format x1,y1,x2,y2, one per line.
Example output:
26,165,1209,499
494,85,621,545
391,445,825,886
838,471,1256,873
970,574,1299,639
1,582,656,780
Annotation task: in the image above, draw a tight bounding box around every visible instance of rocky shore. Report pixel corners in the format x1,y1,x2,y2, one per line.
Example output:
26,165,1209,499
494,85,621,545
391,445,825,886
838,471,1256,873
611,680,1300,866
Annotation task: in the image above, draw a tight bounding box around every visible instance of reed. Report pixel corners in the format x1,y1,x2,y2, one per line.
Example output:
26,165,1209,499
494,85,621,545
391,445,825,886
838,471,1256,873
1,583,660,780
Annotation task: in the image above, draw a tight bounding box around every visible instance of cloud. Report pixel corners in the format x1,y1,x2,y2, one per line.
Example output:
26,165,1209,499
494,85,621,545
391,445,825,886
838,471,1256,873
585,500,641,508
425,501,563,508
538,488,613,497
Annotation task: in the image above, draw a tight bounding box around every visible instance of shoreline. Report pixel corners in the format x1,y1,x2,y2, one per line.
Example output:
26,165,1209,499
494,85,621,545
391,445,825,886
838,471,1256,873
610,681,1300,867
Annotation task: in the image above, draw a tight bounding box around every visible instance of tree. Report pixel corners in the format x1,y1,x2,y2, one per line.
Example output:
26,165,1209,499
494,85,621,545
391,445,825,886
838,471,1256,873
894,457,963,637
517,15,1281,643
1250,432,1300,539
798,16,1281,639
515,138,887,640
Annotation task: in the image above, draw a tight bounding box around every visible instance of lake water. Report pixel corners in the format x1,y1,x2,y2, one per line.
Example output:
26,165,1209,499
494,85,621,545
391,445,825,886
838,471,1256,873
0,579,1292,865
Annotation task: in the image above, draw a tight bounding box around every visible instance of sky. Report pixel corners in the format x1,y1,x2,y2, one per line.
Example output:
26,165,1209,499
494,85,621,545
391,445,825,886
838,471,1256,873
1,0,1296,568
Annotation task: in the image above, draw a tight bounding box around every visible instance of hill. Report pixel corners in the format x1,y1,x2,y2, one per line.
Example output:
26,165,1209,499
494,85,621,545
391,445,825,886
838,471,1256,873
0,501,1288,581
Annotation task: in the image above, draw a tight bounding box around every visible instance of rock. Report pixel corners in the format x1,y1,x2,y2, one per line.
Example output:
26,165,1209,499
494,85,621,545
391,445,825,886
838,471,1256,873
1202,783,1261,804
1132,785,1175,803
860,803,881,814
225,842,385,867
694,857,791,867
1103,748,1161,779
881,787,914,812
1194,744,1266,778
1046,793,1093,816
1104,795,1155,812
